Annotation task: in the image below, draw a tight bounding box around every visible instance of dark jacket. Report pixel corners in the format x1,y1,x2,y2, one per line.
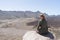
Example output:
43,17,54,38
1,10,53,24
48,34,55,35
37,19,48,34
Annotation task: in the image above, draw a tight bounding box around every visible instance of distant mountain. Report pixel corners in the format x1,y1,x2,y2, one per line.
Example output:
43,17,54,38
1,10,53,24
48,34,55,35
0,10,48,19
0,10,60,27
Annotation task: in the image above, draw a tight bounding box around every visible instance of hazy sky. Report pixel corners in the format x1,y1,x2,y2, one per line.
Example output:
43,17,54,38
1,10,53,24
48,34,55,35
0,0,60,15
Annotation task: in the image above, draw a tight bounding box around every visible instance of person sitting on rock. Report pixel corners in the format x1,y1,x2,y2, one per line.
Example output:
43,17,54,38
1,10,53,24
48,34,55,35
33,14,49,35
37,14,49,35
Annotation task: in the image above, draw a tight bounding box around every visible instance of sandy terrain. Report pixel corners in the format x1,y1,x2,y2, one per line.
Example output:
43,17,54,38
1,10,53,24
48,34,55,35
0,18,36,40
0,18,59,40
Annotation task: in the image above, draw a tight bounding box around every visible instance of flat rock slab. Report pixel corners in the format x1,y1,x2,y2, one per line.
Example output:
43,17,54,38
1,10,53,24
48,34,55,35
23,31,56,40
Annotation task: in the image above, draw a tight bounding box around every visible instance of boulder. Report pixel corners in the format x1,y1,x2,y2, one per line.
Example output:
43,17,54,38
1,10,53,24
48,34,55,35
23,31,56,40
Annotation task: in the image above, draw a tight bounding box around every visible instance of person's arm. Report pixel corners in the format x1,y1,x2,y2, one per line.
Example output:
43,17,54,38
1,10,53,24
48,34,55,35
33,20,42,29
37,19,42,27
37,20,42,30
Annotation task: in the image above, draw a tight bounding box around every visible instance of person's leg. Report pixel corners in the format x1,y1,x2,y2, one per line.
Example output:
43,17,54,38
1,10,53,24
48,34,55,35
37,30,49,36
41,31,49,36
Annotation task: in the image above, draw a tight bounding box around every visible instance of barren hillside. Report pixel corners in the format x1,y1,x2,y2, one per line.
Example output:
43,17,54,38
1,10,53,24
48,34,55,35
0,18,60,40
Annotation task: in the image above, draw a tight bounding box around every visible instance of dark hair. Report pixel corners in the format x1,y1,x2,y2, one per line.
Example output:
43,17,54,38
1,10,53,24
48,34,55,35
40,14,45,20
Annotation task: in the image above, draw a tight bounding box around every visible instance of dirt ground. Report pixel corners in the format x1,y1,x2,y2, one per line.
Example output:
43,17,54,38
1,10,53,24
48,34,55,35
0,18,60,40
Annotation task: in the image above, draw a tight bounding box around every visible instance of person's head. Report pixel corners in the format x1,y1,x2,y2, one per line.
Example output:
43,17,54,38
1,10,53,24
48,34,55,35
40,14,45,20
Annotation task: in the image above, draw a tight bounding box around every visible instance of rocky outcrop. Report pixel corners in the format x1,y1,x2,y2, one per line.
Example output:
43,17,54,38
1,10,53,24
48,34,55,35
23,31,56,40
